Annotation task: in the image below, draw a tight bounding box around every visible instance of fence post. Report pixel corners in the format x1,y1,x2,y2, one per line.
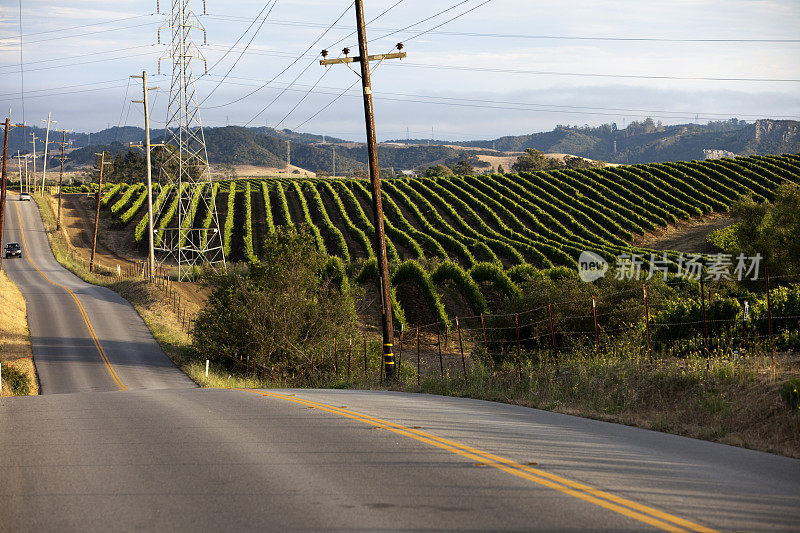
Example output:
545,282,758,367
481,312,487,350
364,336,368,378
437,326,444,381
416,326,421,386
205,359,209,378
398,326,404,370
456,317,467,380
643,284,652,364
700,275,709,370
766,266,775,373
548,304,558,370
333,337,338,376
515,313,522,379
347,338,352,381
592,295,599,353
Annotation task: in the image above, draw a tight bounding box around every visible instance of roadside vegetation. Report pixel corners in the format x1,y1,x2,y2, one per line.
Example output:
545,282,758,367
0,271,38,396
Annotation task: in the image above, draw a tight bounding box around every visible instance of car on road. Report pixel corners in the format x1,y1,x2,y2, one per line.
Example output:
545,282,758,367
19,192,31,201
5,242,22,258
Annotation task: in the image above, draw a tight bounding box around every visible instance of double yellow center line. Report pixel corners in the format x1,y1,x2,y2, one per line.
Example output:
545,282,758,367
243,389,717,533
14,202,126,390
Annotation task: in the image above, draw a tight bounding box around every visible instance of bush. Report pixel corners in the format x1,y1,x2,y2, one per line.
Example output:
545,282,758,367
192,226,358,377
780,379,800,411
2,363,30,395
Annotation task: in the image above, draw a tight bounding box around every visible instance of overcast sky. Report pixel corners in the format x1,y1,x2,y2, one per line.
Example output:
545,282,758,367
1,0,799,141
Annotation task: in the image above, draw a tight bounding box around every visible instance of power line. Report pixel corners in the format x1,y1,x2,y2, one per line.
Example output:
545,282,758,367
0,78,130,98
325,0,405,49
18,0,25,125
199,0,280,106
204,14,800,43
196,73,800,120
1,20,159,45
367,0,472,43
0,83,130,103
0,50,159,74
382,0,493,45
385,61,800,83
1,13,153,39
0,45,156,71
207,1,354,112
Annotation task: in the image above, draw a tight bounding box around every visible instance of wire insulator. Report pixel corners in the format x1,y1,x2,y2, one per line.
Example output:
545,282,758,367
342,47,350,56
321,49,329,58
396,42,404,51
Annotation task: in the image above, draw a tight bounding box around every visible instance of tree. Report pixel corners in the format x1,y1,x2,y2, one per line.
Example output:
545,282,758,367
424,164,453,177
511,148,559,172
497,164,505,174
451,160,474,175
709,183,800,276
192,226,359,376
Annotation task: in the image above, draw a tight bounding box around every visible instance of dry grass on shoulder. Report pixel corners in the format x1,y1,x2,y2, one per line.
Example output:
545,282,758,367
415,353,800,459
0,271,38,396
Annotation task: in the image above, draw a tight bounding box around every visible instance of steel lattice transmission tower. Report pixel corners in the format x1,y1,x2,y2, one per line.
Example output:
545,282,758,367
156,0,225,279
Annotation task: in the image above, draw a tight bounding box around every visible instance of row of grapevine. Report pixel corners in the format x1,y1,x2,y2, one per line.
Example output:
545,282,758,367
105,152,799,273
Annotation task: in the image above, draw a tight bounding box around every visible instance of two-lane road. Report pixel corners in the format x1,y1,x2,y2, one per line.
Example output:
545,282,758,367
1,194,799,531
2,195,194,393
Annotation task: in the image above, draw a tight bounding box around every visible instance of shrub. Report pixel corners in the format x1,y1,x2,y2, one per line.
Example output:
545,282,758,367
192,226,358,376
1,363,30,395
780,379,800,411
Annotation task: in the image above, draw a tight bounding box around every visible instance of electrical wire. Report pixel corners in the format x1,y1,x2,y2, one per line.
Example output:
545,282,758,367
18,0,25,125
205,15,800,44
199,0,280,106
325,0,406,49
113,77,133,143
1,50,159,74
385,61,800,83
4,21,159,45
349,0,472,44
397,0,493,44
0,45,156,71
194,73,800,123
204,1,354,111
2,13,153,39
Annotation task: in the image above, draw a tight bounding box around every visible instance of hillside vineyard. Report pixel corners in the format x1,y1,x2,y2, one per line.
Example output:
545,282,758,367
96,153,799,271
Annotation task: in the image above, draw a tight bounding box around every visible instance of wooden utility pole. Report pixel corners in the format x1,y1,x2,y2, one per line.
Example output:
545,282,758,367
2,119,25,272
319,3,407,380
40,112,56,194
131,71,159,279
13,152,25,192
29,131,38,194
90,152,112,272
52,129,72,230
0,118,9,272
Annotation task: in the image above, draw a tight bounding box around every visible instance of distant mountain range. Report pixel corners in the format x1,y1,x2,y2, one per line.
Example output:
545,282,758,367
391,118,800,164
5,118,798,174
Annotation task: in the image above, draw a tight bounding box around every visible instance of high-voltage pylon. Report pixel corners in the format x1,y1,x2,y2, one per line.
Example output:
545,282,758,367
155,0,225,280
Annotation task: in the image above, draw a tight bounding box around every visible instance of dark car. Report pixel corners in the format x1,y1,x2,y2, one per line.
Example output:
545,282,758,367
5,242,22,258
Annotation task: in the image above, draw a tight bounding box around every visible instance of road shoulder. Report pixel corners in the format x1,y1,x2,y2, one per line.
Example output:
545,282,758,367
0,270,38,396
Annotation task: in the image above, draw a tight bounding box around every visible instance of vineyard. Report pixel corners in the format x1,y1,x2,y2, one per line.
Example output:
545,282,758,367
96,153,800,325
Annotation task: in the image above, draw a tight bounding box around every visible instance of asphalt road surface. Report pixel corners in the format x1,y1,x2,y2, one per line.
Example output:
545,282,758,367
2,195,799,532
